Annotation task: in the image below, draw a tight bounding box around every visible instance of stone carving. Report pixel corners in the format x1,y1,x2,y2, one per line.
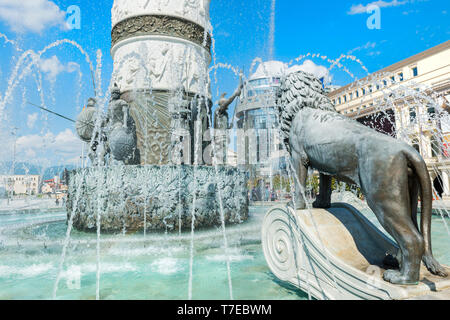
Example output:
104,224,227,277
178,0,200,16
214,72,243,130
112,0,210,26
66,165,249,233
156,0,170,11
211,73,243,164
106,84,140,165
149,44,172,84
113,42,208,94
201,0,211,21
111,15,212,51
278,70,448,285
169,89,192,164
75,98,97,143
75,86,140,166
75,98,108,166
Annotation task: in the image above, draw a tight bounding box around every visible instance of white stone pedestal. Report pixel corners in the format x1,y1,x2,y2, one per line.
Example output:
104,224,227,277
110,0,212,164
262,203,450,300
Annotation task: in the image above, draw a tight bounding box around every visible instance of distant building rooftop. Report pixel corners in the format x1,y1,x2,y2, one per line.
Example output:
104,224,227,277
329,40,450,97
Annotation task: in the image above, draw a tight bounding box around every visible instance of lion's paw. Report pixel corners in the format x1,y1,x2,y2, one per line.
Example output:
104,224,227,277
383,270,418,285
423,255,448,277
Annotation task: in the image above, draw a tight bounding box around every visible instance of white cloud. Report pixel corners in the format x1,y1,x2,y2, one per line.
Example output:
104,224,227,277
39,56,79,81
251,60,332,84
15,129,82,164
348,0,409,15
27,113,38,129
288,60,332,84
0,0,68,33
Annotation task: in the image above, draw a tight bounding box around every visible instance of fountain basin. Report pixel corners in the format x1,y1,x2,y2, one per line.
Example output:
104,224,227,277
66,165,249,233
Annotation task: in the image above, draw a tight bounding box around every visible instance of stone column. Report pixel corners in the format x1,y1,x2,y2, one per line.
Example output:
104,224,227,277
111,0,212,165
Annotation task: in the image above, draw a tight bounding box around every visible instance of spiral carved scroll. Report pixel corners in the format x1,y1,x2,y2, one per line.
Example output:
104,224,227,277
262,207,301,282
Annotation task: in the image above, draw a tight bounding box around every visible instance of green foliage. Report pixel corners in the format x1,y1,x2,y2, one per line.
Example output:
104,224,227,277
272,174,291,193
306,174,319,195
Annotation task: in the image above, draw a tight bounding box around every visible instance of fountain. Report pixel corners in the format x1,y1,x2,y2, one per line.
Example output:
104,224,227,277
67,0,249,233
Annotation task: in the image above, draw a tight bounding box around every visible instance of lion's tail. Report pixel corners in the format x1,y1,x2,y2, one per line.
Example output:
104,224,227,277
405,149,448,277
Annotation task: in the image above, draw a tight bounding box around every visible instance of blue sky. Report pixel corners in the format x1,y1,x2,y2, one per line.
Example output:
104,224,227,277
0,0,448,166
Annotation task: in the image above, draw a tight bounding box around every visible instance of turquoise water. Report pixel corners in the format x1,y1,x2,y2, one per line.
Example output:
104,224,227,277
0,206,448,300
0,207,307,300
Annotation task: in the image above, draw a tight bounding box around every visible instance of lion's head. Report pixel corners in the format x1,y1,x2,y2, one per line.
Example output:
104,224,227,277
277,71,336,152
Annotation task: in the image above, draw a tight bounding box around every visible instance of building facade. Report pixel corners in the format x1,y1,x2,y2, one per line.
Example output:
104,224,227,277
0,175,41,196
328,40,450,199
234,61,289,184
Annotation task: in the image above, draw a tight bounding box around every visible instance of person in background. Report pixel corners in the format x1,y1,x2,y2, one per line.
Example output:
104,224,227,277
264,184,270,202
251,187,258,201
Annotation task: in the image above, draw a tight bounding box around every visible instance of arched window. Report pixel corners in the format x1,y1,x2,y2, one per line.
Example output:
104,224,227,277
430,135,440,158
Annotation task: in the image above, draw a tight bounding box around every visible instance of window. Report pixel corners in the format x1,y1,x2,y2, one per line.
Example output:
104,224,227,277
338,97,341,104
349,92,353,100
412,138,420,153
431,135,440,158
383,80,387,87
249,78,269,87
362,88,366,95
398,73,404,81
333,99,336,105
412,67,418,77
427,104,436,116
344,95,347,102
376,84,380,90
356,90,359,98
409,107,417,122
391,76,395,84
369,85,373,93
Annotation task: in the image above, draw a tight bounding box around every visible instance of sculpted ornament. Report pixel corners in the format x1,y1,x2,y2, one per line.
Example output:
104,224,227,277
111,15,212,51
149,44,171,84
278,71,448,285
179,0,200,16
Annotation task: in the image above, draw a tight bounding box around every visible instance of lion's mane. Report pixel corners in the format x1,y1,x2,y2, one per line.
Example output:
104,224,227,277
277,71,337,152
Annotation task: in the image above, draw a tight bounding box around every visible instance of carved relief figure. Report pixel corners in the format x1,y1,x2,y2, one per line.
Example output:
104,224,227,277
125,58,141,86
149,45,171,85
112,0,131,23
200,0,211,21
156,0,170,11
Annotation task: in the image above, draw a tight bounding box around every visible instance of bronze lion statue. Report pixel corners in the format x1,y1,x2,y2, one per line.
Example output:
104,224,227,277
277,70,447,285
